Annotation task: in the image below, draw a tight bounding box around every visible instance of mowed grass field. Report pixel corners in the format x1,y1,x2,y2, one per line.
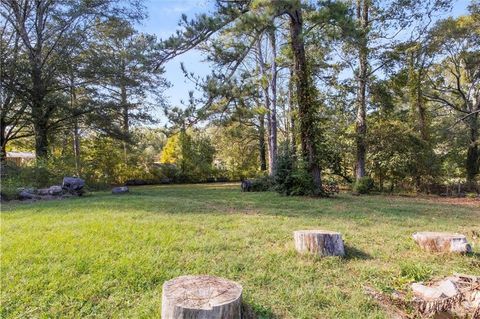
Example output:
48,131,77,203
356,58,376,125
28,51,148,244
1,183,479,318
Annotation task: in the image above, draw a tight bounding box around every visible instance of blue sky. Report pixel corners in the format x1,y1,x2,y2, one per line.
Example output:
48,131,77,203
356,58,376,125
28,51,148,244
136,0,471,122
136,0,213,119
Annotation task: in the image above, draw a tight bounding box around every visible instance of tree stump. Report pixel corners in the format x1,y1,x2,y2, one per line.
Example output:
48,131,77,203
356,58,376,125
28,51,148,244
412,232,472,253
293,230,345,257
161,275,242,319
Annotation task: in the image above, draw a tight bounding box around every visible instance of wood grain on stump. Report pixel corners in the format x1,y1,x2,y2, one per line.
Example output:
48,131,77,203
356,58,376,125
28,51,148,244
161,275,242,319
412,232,472,253
293,230,345,257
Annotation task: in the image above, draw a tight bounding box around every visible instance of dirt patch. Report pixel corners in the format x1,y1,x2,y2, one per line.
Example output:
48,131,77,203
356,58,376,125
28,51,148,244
384,194,480,209
425,197,480,208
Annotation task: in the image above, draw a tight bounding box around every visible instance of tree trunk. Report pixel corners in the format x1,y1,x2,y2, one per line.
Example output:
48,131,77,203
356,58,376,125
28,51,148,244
466,113,479,184
121,82,129,164
289,69,297,155
33,114,49,159
293,230,345,257
31,56,49,159
259,114,267,171
416,89,428,141
268,28,278,176
162,275,242,319
0,144,6,164
73,119,81,175
0,118,6,163
355,0,368,180
256,36,277,176
409,54,429,141
70,76,81,175
288,4,322,191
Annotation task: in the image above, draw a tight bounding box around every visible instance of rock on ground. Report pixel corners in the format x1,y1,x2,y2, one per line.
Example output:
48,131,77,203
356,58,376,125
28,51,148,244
112,186,129,194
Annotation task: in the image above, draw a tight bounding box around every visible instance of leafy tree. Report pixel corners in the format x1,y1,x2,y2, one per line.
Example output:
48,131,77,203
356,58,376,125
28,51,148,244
0,25,31,161
0,0,144,159
209,123,261,180
425,7,480,184
339,0,452,180
160,130,216,181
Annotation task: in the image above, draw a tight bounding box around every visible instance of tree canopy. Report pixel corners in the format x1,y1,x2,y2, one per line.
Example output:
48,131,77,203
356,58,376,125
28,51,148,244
1,0,479,194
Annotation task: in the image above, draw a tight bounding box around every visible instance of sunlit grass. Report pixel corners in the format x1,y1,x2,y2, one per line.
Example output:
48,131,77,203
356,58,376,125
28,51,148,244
1,184,479,318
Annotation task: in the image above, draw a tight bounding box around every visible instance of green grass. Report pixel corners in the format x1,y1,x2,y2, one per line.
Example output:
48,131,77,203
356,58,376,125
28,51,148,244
1,184,479,318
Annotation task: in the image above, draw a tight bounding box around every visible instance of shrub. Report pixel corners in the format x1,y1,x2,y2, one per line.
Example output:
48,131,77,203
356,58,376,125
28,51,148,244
288,165,316,196
322,180,340,196
250,176,273,192
354,176,374,194
274,150,316,196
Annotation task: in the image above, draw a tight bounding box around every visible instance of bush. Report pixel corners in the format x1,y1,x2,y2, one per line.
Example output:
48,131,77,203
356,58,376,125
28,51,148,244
353,176,374,194
274,150,316,196
322,180,340,196
250,176,273,192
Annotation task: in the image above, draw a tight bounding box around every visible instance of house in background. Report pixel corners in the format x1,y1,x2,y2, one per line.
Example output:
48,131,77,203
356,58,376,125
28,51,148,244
6,152,36,166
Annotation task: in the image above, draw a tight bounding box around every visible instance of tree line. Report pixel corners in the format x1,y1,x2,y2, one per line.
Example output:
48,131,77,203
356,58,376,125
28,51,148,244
1,0,479,194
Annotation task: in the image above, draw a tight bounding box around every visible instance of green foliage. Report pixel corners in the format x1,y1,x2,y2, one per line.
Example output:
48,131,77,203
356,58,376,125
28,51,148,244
353,176,374,194
274,148,316,196
466,192,478,199
1,159,73,198
160,130,216,182
367,117,440,191
249,176,273,192
2,0,479,195
209,124,261,181
150,164,178,182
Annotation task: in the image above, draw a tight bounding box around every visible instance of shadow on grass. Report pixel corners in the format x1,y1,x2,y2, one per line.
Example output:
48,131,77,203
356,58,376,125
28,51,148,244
242,302,277,319
344,245,372,260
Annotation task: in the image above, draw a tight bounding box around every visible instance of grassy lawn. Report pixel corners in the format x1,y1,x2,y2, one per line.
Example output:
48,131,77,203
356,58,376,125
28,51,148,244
1,184,479,318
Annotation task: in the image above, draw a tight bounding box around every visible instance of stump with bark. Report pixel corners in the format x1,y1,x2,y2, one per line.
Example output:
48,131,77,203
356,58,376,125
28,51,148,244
412,232,472,253
293,230,345,257
161,275,242,319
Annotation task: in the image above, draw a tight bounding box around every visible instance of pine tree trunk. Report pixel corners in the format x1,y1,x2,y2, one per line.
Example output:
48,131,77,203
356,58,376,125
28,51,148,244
355,0,368,180
259,114,267,171
268,28,278,176
73,119,81,175
70,77,81,175
121,82,129,165
257,37,277,176
289,69,297,155
288,3,322,191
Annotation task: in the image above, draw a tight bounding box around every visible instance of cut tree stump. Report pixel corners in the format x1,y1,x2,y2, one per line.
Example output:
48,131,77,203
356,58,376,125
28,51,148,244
293,230,345,257
412,232,472,253
161,275,242,319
